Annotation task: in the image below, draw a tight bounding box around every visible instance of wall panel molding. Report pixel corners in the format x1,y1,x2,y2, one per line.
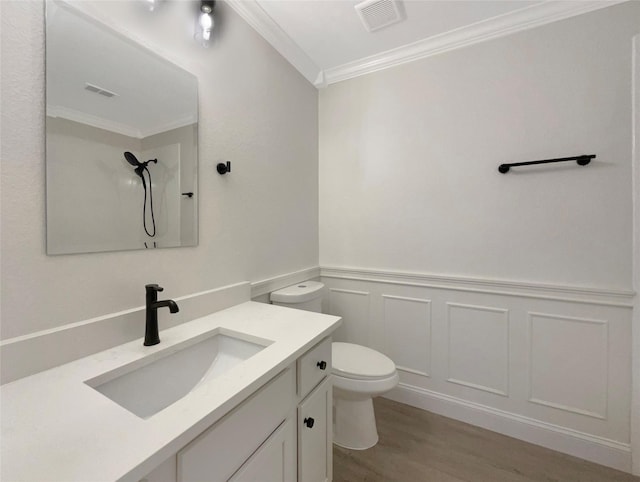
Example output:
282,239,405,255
446,303,510,397
328,288,371,346
321,266,634,307
382,295,431,377
528,312,609,420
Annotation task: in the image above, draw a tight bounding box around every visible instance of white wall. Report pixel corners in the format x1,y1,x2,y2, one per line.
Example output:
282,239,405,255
0,0,318,340
319,2,639,290
143,124,198,246
319,3,639,472
46,117,144,253
46,118,187,253
140,141,182,247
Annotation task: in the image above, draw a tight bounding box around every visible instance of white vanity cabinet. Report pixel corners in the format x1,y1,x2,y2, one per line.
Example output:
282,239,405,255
177,368,296,481
297,338,333,482
142,337,333,482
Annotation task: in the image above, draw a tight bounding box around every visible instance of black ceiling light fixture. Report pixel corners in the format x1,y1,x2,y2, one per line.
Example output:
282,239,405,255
195,0,215,48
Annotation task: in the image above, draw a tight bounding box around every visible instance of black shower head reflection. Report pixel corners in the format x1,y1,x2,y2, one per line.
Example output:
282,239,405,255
123,151,157,238
124,151,143,167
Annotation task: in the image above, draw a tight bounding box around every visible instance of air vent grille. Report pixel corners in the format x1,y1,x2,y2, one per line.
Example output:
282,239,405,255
355,0,402,33
84,83,118,98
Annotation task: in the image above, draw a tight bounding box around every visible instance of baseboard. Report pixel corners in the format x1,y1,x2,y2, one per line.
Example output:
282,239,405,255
385,383,632,473
251,266,321,298
0,282,251,385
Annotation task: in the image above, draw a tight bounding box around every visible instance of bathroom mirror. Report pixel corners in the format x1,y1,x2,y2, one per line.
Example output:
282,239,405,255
45,1,198,255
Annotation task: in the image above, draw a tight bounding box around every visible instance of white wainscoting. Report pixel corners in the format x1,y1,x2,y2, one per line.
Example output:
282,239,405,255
447,303,510,397
328,288,371,347
528,312,609,420
383,295,431,377
321,267,634,472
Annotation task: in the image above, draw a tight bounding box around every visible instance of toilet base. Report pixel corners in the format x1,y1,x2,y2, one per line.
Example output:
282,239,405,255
333,396,379,450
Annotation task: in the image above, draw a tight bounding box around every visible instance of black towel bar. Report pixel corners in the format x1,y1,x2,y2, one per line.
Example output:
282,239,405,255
498,155,595,174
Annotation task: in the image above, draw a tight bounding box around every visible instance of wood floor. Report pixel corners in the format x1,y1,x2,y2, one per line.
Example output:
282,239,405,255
333,398,639,482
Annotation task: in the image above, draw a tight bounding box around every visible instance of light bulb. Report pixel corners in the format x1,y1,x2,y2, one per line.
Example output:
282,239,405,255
143,0,162,12
195,11,214,46
195,1,215,48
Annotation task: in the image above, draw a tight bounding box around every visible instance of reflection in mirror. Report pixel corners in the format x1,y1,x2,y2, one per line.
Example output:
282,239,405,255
45,0,198,255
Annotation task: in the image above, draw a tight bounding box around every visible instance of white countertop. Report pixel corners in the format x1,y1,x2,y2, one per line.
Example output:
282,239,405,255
1,301,341,482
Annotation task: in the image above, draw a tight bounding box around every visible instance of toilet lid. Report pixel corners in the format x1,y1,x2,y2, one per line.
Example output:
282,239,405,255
332,342,396,380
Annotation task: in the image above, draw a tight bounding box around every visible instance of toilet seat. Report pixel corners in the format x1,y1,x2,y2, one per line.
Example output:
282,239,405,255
332,342,396,380
333,371,399,397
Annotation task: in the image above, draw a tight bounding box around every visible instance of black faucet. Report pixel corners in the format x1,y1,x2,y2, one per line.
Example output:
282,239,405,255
144,284,179,346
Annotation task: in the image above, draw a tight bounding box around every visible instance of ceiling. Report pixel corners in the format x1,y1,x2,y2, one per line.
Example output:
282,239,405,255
225,0,626,87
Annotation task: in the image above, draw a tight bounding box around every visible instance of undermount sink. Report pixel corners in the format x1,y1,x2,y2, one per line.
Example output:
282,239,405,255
86,329,273,419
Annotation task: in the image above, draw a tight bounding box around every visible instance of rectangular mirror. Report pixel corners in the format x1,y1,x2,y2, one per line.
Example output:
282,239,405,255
45,0,198,255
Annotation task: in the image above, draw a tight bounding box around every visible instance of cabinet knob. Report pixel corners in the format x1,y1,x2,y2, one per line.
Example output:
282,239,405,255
317,360,327,370
304,417,315,428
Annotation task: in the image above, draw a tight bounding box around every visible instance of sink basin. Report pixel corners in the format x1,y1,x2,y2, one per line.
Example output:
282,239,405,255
86,329,272,419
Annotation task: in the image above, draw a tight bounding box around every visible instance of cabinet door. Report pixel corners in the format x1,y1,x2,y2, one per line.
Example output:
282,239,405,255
298,377,332,482
140,456,176,482
230,417,296,482
178,368,294,482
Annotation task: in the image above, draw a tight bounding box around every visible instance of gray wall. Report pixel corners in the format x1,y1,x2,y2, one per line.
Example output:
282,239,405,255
319,2,639,290
0,0,319,339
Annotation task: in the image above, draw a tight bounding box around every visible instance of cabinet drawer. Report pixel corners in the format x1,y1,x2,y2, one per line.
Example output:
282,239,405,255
297,337,331,400
177,368,295,482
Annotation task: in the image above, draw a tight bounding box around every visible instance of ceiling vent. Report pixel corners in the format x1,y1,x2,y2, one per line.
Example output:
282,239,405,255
84,82,118,98
355,0,402,33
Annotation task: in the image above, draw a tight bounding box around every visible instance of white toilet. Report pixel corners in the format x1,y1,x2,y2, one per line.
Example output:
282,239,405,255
270,281,399,450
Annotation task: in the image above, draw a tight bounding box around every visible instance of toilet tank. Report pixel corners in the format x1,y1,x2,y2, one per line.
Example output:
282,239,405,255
270,281,324,313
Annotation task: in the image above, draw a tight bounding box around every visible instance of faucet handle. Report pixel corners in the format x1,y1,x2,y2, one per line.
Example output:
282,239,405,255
145,284,164,293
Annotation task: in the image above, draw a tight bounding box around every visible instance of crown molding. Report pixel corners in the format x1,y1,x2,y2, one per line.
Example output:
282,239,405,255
225,0,323,86
46,105,196,139
47,105,143,138
227,0,627,88
323,0,628,85
139,116,197,138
